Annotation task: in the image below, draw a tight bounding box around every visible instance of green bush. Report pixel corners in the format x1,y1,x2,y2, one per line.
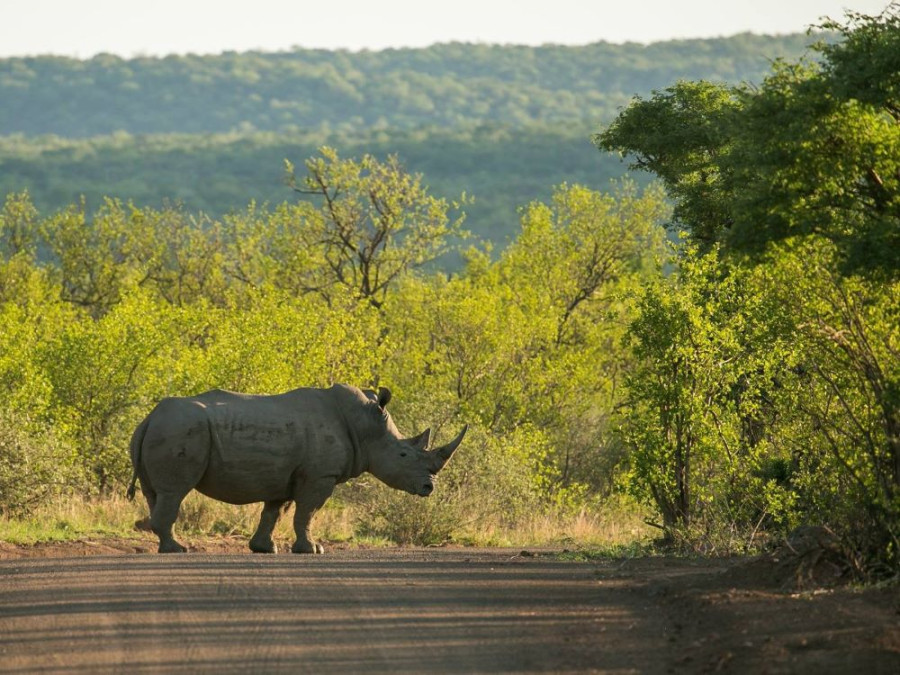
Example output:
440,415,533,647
0,410,86,516
349,425,561,545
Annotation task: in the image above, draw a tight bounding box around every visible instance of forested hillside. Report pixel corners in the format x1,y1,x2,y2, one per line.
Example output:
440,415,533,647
0,35,817,136
0,34,819,245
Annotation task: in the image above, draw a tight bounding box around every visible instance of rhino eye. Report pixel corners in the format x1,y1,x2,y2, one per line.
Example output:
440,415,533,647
400,452,407,457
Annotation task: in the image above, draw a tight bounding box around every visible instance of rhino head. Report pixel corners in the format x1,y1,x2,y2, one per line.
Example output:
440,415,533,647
362,387,468,496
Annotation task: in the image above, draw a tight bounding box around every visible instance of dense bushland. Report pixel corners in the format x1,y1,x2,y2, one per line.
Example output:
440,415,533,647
0,149,669,547
0,123,622,250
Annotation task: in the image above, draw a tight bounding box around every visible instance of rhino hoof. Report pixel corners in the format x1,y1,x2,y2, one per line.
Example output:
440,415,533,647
250,541,277,554
291,542,325,554
158,541,187,553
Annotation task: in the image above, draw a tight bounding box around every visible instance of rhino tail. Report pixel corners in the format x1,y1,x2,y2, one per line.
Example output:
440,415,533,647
126,417,150,501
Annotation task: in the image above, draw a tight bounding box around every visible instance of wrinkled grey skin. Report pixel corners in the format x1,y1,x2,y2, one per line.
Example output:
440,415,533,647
126,384,467,554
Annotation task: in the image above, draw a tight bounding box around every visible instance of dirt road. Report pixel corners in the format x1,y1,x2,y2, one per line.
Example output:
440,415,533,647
0,543,898,673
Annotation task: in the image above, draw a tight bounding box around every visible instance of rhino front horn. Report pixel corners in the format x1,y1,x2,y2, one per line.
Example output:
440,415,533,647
429,425,468,473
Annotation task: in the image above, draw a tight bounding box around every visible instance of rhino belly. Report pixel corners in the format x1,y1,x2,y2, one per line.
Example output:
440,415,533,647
195,445,298,505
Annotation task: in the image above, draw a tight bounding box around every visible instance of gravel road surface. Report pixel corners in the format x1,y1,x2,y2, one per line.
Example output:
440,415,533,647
1,546,897,674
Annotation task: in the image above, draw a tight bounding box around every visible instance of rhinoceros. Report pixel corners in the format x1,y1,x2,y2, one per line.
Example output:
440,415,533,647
126,384,467,554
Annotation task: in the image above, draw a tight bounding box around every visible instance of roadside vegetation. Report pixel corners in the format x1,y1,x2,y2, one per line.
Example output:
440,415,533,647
1,7,897,579
0,491,653,552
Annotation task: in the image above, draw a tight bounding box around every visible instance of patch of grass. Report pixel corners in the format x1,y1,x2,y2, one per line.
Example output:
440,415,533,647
554,540,658,562
455,496,656,549
175,493,258,537
0,494,144,545
0,492,375,548
309,501,358,544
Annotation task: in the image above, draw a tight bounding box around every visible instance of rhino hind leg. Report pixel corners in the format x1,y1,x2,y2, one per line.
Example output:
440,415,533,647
250,500,289,553
151,491,189,553
134,484,157,533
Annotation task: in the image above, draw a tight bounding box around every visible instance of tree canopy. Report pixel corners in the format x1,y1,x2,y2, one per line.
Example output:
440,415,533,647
595,6,900,278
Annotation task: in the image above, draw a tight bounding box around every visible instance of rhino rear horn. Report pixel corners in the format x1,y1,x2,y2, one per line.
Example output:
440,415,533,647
409,428,431,450
429,425,468,473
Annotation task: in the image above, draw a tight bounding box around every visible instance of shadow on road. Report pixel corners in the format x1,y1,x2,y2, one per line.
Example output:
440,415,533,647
0,550,667,673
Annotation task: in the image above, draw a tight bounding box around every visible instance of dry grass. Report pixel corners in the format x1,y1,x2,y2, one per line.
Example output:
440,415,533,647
460,499,655,551
0,492,362,547
0,493,146,544
1,492,653,552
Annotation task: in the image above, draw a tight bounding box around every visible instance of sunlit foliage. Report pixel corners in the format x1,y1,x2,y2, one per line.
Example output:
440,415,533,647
599,4,899,572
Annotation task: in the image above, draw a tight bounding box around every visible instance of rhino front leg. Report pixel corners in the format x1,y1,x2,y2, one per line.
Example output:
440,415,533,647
151,491,188,553
291,477,336,554
249,499,289,553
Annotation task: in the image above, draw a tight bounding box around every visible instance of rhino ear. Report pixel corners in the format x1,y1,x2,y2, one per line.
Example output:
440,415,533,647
409,428,431,450
377,387,392,409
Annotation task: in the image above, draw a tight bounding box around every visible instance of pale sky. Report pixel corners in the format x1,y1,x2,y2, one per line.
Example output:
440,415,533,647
0,0,894,58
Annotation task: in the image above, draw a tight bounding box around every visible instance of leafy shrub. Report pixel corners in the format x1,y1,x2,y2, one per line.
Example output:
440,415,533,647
350,425,561,545
0,411,86,516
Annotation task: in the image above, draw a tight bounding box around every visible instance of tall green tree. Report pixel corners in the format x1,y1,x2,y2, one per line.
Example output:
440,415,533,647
595,4,900,278
383,182,669,497
284,147,468,308
594,81,737,246
0,192,47,305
